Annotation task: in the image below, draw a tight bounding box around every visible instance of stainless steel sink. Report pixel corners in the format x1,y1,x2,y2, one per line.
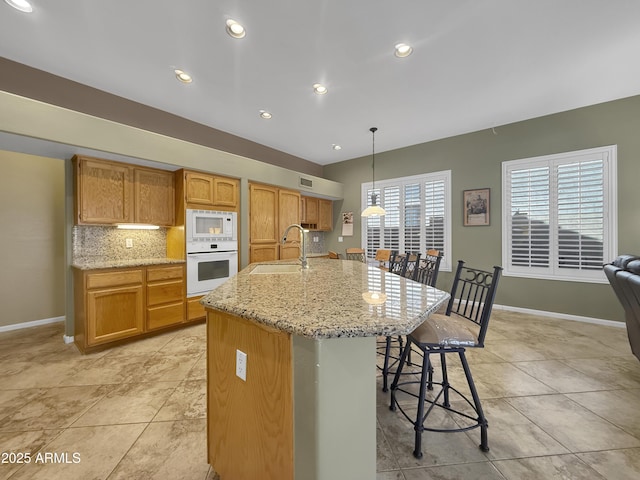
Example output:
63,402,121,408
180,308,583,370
250,264,302,274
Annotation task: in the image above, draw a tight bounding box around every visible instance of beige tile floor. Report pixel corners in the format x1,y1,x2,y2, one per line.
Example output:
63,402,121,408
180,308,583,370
0,310,639,479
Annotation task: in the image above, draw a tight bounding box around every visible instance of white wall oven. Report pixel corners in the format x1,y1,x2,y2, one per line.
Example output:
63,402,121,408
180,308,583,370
186,210,238,297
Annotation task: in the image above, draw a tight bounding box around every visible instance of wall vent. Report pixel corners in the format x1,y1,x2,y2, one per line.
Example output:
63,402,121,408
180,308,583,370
299,177,313,188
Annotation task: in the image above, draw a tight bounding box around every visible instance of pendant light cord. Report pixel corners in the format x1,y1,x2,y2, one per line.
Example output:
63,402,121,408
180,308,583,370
370,127,377,191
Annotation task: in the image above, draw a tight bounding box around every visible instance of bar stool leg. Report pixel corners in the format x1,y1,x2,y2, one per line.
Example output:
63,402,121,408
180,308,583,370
412,350,431,459
389,340,412,412
382,336,392,392
459,351,490,452
441,352,450,408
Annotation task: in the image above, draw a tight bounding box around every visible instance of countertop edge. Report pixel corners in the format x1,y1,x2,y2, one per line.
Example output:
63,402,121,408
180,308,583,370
72,257,185,270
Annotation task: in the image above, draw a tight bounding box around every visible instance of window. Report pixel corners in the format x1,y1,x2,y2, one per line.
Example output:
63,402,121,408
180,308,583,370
502,145,617,283
362,171,452,271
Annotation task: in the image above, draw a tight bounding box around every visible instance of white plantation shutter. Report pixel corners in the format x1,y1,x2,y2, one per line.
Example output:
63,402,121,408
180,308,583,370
362,171,451,271
424,179,446,257
502,146,617,283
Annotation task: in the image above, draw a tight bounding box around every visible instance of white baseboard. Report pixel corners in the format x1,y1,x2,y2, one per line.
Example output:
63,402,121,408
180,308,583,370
494,304,625,328
0,316,66,333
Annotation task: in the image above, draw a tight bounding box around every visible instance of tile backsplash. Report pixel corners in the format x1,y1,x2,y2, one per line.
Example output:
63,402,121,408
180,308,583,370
73,226,167,263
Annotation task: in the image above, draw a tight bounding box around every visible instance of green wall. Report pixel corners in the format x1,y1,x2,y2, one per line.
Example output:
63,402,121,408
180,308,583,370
324,95,640,322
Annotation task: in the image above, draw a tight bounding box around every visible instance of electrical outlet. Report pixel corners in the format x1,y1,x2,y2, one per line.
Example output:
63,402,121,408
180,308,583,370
313,236,319,242
338,236,343,242
236,349,247,381
125,238,133,248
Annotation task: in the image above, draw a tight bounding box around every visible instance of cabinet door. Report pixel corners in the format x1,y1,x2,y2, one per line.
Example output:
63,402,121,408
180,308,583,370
185,172,215,206
250,184,279,244
87,285,144,346
278,189,301,243
135,168,175,226
213,176,239,208
318,199,333,231
250,244,279,264
75,156,133,224
280,244,300,260
302,197,319,225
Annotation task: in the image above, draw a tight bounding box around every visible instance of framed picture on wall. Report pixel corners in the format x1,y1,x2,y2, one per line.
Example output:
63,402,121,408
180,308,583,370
463,188,490,226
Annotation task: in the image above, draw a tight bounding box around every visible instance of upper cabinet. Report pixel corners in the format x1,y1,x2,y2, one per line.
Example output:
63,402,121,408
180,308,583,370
74,155,175,226
317,199,333,231
301,196,333,231
184,171,239,210
134,167,175,226
74,156,133,224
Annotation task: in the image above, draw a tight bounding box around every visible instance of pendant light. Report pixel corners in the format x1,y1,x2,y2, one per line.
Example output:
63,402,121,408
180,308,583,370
361,127,386,217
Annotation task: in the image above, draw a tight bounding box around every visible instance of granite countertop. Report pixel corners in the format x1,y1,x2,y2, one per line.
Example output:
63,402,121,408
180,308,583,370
201,258,450,339
72,257,185,270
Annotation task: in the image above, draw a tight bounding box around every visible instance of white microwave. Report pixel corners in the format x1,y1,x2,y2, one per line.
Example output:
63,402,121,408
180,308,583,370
186,210,237,243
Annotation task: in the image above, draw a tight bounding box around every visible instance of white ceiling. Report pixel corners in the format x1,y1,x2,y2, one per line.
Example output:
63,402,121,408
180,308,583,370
2,0,640,166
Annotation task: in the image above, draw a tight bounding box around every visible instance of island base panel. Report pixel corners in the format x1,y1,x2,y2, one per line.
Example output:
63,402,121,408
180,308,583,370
207,309,294,480
293,335,377,480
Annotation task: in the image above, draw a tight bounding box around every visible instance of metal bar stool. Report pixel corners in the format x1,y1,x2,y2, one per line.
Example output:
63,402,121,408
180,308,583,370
390,260,502,458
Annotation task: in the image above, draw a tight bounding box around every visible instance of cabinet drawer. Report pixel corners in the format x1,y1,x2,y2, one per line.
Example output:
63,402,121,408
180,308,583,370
147,280,183,306
147,265,184,282
147,302,185,330
188,296,206,321
87,270,143,289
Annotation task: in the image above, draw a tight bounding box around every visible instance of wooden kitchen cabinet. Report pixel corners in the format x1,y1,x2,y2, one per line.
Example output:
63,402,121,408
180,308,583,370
74,268,145,350
184,171,239,210
301,195,332,231
134,167,175,226
249,184,303,263
250,244,279,263
74,155,175,226
249,183,279,245
74,263,188,353
301,196,318,226
187,295,206,322
74,156,133,224
317,198,333,231
146,264,185,331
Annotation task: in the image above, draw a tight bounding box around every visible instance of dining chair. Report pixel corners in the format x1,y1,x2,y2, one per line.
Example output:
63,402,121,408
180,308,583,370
375,249,392,271
328,250,341,259
345,247,366,263
390,260,502,458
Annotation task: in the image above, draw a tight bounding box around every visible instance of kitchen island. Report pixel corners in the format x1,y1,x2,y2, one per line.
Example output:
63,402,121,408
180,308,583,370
201,257,450,480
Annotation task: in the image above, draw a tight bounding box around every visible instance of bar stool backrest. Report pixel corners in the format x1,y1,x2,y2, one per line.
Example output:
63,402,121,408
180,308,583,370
415,249,442,287
446,260,502,347
403,252,422,280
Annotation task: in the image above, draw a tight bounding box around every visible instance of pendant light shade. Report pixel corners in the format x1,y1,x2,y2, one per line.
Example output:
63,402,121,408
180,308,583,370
362,127,386,217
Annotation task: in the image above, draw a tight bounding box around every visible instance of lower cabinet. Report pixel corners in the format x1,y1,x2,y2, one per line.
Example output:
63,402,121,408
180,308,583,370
74,263,189,353
187,295,206,321
146,265,185,330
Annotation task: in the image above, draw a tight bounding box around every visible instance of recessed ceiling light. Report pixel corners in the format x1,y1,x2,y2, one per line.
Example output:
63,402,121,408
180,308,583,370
5,0,33,12
174,69,192,83
394,43,413,58
226,19,246,39
313,83,328,95
332,144,342,151
259,110,272,119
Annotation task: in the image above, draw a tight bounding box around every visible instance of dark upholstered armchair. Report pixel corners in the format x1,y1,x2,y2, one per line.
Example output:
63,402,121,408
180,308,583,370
604,255,640,362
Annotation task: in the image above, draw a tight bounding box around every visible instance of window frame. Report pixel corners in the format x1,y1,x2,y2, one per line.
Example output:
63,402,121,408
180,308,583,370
501,145,617,284
361,170,452,272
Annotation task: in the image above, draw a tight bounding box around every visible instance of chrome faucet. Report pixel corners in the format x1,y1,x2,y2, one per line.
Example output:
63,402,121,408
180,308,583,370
281,224,309,269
